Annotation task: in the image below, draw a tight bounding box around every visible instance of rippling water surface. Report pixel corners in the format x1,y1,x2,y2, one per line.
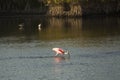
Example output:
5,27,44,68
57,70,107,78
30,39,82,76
0,16,120,80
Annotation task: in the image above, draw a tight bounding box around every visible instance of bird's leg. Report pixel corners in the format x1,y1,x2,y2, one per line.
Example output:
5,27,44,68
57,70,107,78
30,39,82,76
55,53,59,56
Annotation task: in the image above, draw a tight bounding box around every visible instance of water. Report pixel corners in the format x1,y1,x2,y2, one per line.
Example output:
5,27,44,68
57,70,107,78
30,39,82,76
0,16,120,80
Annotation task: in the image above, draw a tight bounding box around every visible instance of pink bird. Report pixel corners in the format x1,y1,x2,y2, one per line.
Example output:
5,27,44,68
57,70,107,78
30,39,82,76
52,48,70,56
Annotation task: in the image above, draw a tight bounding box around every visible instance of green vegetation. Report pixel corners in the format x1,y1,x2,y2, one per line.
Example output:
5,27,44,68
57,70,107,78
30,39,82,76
0,0,120,16
45,0,79,4
0,0,45,11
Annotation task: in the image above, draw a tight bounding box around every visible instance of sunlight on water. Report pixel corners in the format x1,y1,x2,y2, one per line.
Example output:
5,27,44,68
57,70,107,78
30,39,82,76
0,16,120,80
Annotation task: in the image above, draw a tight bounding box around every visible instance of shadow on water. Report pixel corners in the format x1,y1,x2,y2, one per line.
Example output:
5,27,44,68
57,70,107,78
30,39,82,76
0,16,120,40
0,55,70,61
0,16,47,37
74,50,120,59
0,56,55,61
1,50,118,61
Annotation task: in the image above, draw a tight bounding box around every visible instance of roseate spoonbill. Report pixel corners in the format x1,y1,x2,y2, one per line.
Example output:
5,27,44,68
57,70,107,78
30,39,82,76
52,48,70,56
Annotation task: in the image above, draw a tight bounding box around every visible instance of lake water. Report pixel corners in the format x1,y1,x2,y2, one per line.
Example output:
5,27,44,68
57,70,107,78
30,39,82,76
0,16,120,80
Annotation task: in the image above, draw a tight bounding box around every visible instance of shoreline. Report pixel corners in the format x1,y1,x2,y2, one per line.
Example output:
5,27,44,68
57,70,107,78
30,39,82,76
0,0,120,17
0,12,119,18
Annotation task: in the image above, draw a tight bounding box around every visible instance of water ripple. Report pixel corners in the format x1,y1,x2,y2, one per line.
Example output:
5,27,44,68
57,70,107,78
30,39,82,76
0,56,55,61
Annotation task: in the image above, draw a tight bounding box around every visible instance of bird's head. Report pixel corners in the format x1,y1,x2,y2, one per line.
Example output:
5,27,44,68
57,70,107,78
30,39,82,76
64,51,70,55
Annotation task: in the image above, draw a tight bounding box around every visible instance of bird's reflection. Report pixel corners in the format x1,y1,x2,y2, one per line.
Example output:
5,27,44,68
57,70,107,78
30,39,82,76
53,56,70,75
54,56,70,63
54,56,65,63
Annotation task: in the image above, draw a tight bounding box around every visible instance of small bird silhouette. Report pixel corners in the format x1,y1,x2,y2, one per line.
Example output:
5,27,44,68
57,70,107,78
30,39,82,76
18,23,24,30
38,24,41,31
